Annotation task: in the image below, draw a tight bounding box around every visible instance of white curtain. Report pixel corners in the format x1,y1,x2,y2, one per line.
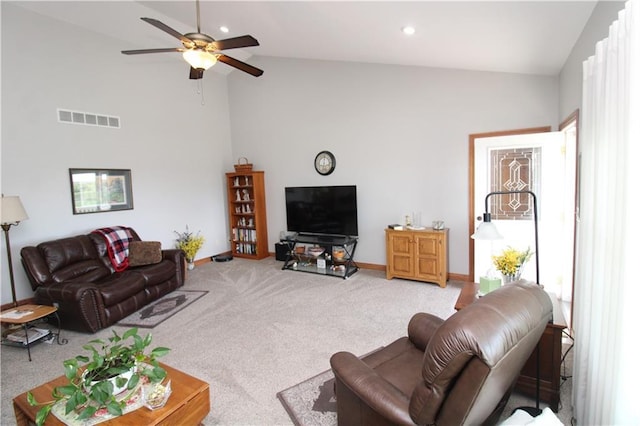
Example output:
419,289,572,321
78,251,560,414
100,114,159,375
574,0,639,424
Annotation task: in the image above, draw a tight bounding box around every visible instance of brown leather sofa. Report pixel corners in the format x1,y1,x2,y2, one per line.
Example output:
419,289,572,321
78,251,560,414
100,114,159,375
330,281,552,425
20,228,185,333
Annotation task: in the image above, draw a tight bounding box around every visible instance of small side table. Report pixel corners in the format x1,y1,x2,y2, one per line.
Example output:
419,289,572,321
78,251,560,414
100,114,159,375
0,304,67,361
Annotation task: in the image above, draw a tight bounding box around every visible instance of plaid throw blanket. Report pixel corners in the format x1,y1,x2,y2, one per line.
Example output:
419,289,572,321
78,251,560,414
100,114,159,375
92,226,135,272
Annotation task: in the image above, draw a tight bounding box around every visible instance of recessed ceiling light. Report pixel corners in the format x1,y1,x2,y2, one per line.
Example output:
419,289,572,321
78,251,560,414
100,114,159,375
402,26,416,36
220,26,229,33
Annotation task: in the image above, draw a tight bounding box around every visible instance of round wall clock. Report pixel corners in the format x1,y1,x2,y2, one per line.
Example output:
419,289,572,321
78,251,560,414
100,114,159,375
314,151,336,175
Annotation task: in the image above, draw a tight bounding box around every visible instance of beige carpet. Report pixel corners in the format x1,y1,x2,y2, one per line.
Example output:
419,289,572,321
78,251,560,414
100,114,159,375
0,258,572,425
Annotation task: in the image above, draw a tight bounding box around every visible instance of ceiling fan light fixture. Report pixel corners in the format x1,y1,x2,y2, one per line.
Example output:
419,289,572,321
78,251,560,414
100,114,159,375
182,49,218,70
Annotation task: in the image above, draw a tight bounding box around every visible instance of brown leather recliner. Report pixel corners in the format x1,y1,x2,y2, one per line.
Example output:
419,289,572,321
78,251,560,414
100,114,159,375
330,281,552,425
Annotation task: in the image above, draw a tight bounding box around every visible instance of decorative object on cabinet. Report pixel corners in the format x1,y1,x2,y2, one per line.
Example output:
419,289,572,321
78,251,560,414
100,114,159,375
492,246,533,285
234,157,253,172
1,195,29,307
69,168,133,214
385,228,448,287
314,151,336,175
226,170,268,259
471,190,542,417
174,226,205,270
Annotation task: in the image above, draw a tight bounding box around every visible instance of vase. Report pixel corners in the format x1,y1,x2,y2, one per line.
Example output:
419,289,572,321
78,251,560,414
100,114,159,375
502,270,522,285
187,261,195,270
84,365,135,396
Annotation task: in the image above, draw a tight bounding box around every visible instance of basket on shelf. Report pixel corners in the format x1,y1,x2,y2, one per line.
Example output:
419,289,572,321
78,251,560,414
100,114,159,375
234,157,253,172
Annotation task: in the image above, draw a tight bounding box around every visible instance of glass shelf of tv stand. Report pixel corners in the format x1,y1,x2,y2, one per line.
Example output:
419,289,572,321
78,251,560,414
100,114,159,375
281,234,358,279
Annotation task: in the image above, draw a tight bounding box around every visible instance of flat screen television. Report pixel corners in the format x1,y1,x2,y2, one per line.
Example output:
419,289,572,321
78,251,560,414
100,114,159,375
285,185,358,236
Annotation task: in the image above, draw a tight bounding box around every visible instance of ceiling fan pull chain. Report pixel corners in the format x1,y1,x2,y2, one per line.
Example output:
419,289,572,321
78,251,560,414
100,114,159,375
196,79,206,106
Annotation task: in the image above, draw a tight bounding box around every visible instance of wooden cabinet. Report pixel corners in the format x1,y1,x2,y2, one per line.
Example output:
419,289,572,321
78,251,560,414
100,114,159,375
385,228,449,287
226,171,269,259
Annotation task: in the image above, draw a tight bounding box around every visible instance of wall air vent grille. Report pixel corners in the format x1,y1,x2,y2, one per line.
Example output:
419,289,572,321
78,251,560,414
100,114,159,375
57,109,121,129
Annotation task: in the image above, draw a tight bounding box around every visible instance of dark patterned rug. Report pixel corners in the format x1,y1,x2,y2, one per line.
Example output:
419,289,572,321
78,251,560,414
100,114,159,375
117,290,208,328
277,368,337,426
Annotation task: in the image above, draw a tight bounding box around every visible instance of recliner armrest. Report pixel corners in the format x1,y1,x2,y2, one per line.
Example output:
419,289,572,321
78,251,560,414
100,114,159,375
407,312,445,351
161,248,184,263
330,351,415,425
161,249,186,285
34,281,105,333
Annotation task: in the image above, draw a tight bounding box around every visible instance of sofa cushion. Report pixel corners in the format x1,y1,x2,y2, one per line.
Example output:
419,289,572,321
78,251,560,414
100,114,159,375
130,260,176,286
96,273,146,307
128,241,162,267
38,236,111,284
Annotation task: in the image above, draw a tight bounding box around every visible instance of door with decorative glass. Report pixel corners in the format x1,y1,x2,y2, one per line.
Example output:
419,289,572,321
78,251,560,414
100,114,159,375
471,130,576,300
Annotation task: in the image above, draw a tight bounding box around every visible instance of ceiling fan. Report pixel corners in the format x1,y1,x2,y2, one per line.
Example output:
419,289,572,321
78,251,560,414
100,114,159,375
121,0,263,79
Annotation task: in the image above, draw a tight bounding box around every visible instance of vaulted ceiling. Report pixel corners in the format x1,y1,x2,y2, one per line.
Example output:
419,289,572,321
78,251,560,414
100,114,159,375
14,1,598,76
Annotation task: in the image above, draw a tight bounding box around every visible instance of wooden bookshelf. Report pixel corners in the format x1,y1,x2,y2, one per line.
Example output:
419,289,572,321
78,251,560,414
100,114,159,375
226,171,269,259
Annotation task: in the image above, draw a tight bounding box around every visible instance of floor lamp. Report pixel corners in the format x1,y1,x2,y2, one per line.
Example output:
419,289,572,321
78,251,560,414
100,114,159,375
472,190,542,417
1,195,29,308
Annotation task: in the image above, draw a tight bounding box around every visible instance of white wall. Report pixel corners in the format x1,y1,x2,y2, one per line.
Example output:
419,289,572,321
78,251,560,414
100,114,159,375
559,1,626,120
1,4,234,305
228,56,559,274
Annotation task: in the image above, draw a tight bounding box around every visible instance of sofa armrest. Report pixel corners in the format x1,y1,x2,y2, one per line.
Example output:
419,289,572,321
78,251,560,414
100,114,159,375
34,282,105,333
407,312,445,351
20,246,53,290
330,351,415,425
162,248,184,262
162,249,186,285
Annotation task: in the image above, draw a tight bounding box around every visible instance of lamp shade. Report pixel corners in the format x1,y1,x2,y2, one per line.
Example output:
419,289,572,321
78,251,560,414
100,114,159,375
1,195,28,224
471,221,503,240
182,49,218,70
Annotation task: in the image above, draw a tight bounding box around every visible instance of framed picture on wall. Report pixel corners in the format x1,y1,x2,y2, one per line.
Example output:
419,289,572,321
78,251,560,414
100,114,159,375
69,168,133,214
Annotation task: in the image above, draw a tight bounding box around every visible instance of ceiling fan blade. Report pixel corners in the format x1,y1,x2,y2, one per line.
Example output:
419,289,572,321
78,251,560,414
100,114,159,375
122,48,182,55
217,54,264,77
189,67,204,80
210,35,259,51
141,17,193,46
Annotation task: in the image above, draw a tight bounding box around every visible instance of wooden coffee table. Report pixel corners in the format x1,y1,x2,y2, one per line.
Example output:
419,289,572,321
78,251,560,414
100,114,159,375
12,362,210,425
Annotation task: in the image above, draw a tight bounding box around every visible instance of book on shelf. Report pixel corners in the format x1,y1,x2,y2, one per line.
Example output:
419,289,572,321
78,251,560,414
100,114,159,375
388,224,404,230
5,327,51,345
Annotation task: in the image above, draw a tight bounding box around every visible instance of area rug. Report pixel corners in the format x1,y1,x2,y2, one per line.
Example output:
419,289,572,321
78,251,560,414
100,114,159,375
277,348,382,426
277,368,337,426
117,290,208,328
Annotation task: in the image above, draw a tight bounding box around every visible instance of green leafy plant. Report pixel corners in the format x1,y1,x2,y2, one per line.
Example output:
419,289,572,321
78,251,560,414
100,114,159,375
492,246,533,276
174,225,205,262
27,328,169,426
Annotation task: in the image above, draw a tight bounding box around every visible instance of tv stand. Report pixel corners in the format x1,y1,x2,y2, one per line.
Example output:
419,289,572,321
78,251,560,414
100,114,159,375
282,234,358,279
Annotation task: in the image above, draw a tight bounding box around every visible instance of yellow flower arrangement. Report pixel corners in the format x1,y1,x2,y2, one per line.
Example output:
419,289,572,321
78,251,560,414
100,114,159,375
174,226,205,262
492,246,532,276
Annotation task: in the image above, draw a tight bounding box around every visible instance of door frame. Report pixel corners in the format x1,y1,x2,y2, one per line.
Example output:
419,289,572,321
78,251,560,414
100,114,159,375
467,126,551,281
558,109,579,330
